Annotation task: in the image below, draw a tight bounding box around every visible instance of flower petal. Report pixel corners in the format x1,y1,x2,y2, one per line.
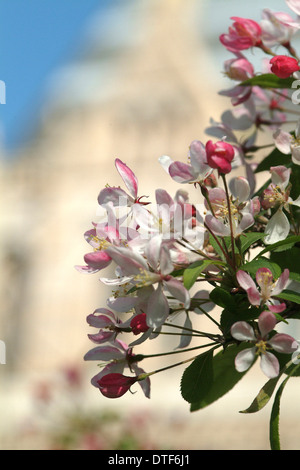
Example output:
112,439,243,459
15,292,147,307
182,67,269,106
234,347,256,372
272,268,290,296
268,333,298,354
260,351,280,378
115,158,138,199
231,321,256,341
258,310,277,338
264,209,290,244
146,284,169,329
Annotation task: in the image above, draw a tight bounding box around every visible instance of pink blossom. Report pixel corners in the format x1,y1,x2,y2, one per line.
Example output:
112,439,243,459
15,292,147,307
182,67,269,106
260,9,300,47
220,17,262,52
159,140,212,184
286,0,300,17
273,119,300,165
231,311,297,378
260,165,300,244
86,308,131,344
236,267,289,312
204,178,255,238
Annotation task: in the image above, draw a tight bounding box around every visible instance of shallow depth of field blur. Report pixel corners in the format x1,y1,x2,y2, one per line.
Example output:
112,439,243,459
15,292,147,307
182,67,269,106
0,0,299,450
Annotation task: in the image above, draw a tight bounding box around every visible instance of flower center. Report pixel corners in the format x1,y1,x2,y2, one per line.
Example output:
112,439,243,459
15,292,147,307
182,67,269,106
255,339,268,355
264,184,287,206
134,268,161,287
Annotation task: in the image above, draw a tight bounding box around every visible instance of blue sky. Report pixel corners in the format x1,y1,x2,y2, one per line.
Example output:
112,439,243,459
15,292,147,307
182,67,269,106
0,0,113,155
0,0,295,156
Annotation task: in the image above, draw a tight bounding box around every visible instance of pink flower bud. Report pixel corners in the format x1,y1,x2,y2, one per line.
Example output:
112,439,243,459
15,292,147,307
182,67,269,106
220,17,262,52
130,313,149,335
205,140,235,175
270,55,300,79
97,373,138,398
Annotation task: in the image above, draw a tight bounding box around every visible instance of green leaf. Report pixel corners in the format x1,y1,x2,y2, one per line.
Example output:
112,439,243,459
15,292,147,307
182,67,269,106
240,358,300,414
269,361,300,450
190,343,255,412
269,381,282,450
255,148,291,174
239,232,266,254
254,235,300,260
240,73,294,89
241,257,282,279
240,375,281,414
276,289,300,305
183,260,225,290
209,286,236,310
180,350,214,404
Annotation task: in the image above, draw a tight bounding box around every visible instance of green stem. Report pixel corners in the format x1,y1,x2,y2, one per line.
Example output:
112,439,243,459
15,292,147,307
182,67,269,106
221,174,236,272
137,344,222,380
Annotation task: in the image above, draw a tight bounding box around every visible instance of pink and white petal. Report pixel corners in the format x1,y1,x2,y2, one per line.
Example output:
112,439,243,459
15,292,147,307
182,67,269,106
133,366,151,399
205,214,230,237
169,161,197,183
87,309,117,327
115,158,138,199
273,129,293,154
270,166,291,189
286,0,300,17
84,251,112,269
268,333,298,354
268,302,286,313
146,284,170,329
164,277,190,309
272,268,290,295
74,264,99,274
237,212,254,234
105,246,148,275
84,345,125,362
189,140,210,174
231,321,256,342
106,295,139,313
260,351,280,378
264,209,290,244
229,176,250,202
258,310,277,338
236,270,257,291
155,188,174,208
145,235,163,271
159,244,174,275
88,331,115,344
292,141,300,165
246,286,261,306
235,347,256,373
98,186,133,206
158,155,173,174
289,195,300,207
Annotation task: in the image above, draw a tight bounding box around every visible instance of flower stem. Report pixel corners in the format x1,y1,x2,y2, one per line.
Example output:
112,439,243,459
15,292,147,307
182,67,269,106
221,174,236,272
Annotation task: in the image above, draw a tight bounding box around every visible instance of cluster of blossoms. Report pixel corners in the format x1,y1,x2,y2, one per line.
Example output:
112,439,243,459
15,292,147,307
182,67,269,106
77,0,300,449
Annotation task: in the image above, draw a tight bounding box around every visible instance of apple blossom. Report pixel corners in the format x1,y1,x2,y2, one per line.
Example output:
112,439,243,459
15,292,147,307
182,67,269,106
236,267,289,312
260,165,300,243
220,17,263,52
231,311,297,378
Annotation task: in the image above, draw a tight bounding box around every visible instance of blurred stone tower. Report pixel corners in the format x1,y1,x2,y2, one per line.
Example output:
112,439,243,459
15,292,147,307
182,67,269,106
0,0,225,377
